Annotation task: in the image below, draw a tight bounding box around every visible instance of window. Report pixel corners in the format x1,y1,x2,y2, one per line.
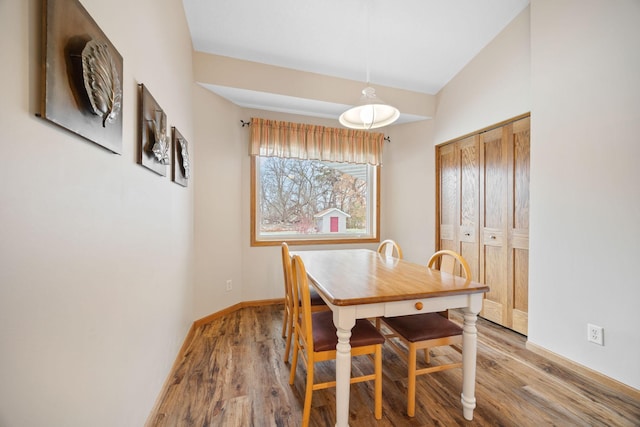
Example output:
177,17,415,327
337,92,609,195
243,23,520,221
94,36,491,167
251,157,379,245
249,118,382,246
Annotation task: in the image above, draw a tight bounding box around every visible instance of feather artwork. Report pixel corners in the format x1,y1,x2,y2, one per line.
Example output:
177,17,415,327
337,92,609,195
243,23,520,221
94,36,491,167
81,39,122,127
151,110,170,165
178,137,190,179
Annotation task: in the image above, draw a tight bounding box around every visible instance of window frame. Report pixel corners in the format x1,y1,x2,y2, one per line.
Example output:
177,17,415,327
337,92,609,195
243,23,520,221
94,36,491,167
250,156,380,246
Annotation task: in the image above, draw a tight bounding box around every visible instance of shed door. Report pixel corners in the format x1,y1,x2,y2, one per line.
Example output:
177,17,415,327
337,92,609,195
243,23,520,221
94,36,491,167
330,217,339,232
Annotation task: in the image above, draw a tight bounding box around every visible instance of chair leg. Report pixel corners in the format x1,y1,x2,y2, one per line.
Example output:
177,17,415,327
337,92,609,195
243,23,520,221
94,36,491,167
281,306,289,338
423,348,430,363
407,343,417,417
289,336,299,385
374,344,382,420
302,359,314,427
283,311,294,363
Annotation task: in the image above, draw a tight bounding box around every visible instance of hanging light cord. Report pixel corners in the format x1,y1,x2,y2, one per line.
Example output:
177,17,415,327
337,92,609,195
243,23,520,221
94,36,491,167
339,1,400,130
364,0,370,85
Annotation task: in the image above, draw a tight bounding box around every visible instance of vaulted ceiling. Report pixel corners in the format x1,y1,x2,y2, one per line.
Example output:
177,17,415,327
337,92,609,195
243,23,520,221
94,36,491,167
183,0,529,121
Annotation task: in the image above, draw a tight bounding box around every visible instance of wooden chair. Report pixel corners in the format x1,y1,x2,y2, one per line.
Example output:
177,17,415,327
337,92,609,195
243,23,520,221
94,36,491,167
289,255,385,426
374,239,403,329
281,242,328,364
427,249,471,280
428,249,472,319
377,239,403,259
380,250,471,417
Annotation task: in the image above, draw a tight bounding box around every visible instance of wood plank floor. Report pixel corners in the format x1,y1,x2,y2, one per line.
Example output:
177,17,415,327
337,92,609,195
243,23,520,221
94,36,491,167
148,305,640,426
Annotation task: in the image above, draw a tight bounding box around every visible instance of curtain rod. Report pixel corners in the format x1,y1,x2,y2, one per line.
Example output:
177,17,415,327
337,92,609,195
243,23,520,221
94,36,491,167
240,120,391,143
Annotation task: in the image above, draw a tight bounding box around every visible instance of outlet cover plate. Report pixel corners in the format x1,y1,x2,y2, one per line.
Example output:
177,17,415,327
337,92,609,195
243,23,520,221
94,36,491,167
587,323,604,346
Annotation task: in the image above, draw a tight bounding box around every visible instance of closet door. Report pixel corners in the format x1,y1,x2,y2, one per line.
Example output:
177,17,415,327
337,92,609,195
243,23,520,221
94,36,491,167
478,117,530,333
436,115,529,334
436,136,480,279
508,117,530,335
457,136,480,280
479,127,509,326
437,143,457,253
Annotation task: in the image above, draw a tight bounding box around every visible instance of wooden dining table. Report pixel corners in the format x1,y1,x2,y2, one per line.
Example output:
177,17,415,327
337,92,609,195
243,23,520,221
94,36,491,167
291,248,490,427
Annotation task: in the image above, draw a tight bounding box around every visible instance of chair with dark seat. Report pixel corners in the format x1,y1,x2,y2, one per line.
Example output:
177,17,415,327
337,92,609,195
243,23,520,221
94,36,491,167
281,242,328,364
380,249,471,417
289,254,385,426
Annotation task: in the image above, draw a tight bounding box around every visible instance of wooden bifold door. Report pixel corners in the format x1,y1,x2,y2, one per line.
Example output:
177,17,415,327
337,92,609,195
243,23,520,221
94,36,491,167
436,115,530,335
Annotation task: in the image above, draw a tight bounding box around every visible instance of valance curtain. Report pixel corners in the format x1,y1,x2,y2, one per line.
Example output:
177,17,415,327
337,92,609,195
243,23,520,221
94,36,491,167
249,117,384,165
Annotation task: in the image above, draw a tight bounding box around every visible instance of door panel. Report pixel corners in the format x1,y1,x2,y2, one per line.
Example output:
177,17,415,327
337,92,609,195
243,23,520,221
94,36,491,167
480,127,508,324
482,129,506,230
458,136,479,280
509,116,530,335
513,119,530,231
482,244,506,324
460,242,477,280
513,248,529,311
438,144,457,252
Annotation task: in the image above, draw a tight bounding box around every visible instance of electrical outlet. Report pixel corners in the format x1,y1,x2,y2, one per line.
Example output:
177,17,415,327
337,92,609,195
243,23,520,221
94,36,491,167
225,279,232,291
587,323,604,346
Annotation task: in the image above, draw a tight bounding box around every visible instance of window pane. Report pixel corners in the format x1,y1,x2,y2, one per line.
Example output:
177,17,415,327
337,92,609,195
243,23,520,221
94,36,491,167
253,156,378,244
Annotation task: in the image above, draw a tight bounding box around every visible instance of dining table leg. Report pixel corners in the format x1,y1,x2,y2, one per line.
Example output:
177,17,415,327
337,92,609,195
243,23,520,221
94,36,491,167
461,306,480,420
333,308,356,427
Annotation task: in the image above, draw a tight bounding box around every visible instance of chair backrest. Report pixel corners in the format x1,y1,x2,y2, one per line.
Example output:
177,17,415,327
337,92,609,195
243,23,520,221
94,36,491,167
427,250,471,279
377,239,403,259
281,242,294,313
291,255,314,353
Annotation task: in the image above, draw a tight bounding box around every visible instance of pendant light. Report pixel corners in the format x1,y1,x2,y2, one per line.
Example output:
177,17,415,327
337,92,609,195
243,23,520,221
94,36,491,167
339,1,400,130
339,86,400,129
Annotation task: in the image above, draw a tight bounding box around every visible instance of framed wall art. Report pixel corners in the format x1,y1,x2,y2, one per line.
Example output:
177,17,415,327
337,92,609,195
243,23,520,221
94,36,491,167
138,84,170,176
40,0,123,154
171,127,190,187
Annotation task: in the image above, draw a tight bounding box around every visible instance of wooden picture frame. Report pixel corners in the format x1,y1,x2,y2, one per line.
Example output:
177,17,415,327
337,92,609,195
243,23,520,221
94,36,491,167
138,84,170,176
40,0,123,154
172,127,190,187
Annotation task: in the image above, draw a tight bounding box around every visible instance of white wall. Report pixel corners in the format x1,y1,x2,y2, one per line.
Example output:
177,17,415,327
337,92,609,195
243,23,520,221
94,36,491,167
192,85,245,319
0,0,196,425
529,0,640,389
433,6,531,143
381,120,436,264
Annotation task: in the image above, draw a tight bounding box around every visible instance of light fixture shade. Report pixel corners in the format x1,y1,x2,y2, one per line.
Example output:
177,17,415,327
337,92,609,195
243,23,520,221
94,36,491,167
339,87,400,130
